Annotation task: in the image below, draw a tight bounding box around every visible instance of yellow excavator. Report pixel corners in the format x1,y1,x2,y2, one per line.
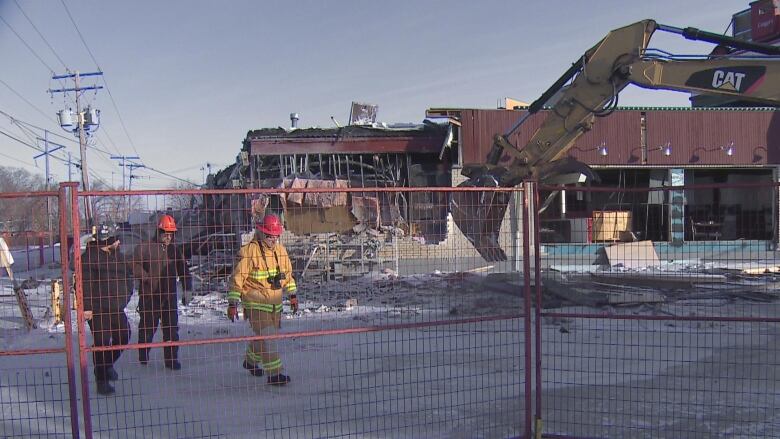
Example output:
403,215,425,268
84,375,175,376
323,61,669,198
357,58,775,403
452,19,780,261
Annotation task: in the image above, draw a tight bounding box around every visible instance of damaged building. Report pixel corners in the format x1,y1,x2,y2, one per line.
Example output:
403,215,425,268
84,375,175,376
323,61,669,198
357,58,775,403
427,105,780,246
196,102,780,282
244,121,455,239
200,116,462,279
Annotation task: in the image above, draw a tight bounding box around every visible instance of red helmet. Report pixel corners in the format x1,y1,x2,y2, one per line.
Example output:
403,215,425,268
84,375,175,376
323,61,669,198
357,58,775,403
158,214,178,232
256,214,283,236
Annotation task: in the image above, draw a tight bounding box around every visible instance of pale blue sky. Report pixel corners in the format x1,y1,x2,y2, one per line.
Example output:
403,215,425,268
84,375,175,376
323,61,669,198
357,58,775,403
0,0,750,188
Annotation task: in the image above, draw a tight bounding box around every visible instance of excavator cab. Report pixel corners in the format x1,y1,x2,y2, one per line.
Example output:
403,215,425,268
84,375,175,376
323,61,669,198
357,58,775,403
452,19,780,261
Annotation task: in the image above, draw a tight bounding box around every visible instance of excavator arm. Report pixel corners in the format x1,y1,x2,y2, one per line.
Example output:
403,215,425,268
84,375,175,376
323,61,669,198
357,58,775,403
454,19,780,261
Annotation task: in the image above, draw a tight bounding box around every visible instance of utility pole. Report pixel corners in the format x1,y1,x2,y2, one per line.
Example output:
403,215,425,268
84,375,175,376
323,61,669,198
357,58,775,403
35,132,67,185
111,156,141,219
33,131,65,247
110,155,141,190
67,152,73,182
200,162,212,185
126,163,146,217
49,70,103,226
127,163,146,189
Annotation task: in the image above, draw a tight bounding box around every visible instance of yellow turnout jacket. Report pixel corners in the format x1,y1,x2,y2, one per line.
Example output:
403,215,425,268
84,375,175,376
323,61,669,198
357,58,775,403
227,239,296,312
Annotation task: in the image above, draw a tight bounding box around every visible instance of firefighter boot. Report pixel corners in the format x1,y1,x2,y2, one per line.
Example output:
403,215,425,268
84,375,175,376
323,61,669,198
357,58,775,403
106,366,118,381
165,360,182,370
267,373,291,386
96,380,115,396
243,360,264,377
139,349,149,365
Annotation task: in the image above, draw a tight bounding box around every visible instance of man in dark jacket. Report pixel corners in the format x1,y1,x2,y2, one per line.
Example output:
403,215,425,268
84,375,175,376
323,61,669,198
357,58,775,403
80,223,133,396
132,214,191,370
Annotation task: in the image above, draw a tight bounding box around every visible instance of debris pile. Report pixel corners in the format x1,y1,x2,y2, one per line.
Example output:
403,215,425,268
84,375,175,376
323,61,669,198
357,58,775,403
546,241,780,308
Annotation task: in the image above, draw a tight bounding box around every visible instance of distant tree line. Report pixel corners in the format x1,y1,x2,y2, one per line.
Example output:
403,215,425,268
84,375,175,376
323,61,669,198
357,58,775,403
0,166,51,232
0,165,201,234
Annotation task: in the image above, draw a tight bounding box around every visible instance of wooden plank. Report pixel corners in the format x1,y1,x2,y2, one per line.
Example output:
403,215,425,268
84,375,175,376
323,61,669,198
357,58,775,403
603,240,660,269
14,283,36,330
51,280,63,325
592,211,631,241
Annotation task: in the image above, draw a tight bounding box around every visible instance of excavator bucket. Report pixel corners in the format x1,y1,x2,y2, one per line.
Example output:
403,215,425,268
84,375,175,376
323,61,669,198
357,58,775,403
450,179,511,262
450,157,600,263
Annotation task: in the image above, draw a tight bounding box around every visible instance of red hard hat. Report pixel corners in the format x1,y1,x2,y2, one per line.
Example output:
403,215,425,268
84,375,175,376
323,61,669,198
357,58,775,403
256,214,283,236
158,214,178,232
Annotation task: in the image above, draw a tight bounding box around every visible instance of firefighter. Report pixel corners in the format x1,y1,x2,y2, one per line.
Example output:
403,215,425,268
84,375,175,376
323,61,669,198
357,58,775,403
227,213,298,385
132,214,191,370
80,223,133,396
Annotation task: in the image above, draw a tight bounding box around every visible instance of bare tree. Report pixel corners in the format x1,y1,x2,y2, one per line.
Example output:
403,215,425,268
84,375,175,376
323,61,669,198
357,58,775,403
166,181,200,211
0,166,50,232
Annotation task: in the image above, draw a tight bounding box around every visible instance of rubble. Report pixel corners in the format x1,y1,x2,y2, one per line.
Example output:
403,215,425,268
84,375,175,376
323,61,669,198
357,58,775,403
545,249,780,308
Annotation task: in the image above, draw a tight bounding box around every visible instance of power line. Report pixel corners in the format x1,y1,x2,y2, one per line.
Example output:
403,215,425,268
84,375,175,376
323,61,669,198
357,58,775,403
101,76,140,157
1,109,197,187
140,163,198,186
0,81,124,167
1,111,120,188
0,149,35,167
57,1,140,157
0,110,70,159
5,110,113,158
6,117,40,147
4,111,80,145
94,126,123,157
0,79,57,124
0,127,69,164
0,78,124,159
58,0,101,70
0,15,56,74
0,125,109,188
1,4,132,167
3,112,113,184
13,0,69,70
2,109,114,176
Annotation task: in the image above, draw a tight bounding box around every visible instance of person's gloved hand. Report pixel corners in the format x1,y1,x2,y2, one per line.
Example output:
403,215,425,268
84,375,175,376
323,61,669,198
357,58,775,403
227,304,238,322
290,295,299,313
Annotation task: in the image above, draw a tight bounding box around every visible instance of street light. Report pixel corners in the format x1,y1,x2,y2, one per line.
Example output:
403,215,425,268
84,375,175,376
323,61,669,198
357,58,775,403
571,141,608,156
690,142,736,163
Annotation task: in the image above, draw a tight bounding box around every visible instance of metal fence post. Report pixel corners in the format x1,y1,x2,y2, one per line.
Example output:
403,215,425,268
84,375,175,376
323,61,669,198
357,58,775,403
521,183,533,439
59,182,81,438
38,234,45,267
531,180,544,439
70,184,93,438
26,233,31,270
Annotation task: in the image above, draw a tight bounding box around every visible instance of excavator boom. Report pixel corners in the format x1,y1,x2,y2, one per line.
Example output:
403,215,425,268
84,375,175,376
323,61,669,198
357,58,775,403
454,19,780,261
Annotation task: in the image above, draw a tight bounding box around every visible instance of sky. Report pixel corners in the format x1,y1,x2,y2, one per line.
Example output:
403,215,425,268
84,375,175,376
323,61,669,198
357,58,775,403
0,0,752,189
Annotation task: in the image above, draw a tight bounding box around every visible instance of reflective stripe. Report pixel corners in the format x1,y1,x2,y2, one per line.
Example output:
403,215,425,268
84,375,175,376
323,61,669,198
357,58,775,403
263,358,282,370
249,268,280,281
243,302,283,313
227,291,241,302
285,279,297,293
246,350,263,363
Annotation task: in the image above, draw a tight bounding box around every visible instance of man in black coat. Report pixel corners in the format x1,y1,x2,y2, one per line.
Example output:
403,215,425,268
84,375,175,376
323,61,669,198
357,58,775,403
132,214,191,370
80,223,133,396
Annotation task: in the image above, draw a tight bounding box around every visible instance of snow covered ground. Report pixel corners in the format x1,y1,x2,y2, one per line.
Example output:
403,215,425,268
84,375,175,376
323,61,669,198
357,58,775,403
2,259,780,438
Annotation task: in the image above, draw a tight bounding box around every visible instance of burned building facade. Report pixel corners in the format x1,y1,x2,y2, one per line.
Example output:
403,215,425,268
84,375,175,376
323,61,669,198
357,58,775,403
241,123,455,242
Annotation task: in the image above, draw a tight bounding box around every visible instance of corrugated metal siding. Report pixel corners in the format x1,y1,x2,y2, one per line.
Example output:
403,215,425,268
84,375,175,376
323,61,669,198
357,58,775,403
566,112,642,165
461,108,780,166
249,136,444,155
461,109,642,165
460,109,539,164
645,111,780,165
